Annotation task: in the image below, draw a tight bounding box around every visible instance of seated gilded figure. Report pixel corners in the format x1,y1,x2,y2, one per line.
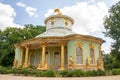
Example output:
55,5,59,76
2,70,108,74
97,57,104,69
37,63,42,69
44,61,49,69
13,59,17,68
68,56,74,69
87,56,91,68
37,61,49,70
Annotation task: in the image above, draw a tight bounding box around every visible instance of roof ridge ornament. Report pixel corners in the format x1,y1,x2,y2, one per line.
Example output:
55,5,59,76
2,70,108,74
54,9,62,15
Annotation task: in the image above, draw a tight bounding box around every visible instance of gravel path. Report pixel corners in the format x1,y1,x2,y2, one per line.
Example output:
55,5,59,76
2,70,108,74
0,74,120,80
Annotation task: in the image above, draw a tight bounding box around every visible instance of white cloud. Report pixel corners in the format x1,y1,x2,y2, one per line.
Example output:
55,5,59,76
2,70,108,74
26,7,38,17
89,0,95,3
16,2,26,8
0,3,23,30
16,2,38,18
45,1,112,53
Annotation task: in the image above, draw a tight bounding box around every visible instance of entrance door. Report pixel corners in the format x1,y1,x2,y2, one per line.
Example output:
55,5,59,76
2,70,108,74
54,52,61,68
30,54,35,65
45,51,49,65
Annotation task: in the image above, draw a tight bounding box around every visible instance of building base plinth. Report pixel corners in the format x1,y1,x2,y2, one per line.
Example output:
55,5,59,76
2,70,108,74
58,68,64,71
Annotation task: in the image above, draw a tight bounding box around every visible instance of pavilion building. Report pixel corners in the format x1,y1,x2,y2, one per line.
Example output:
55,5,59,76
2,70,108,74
13,9,104,70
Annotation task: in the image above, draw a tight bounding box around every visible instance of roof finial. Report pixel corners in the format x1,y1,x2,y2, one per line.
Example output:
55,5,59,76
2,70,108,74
54,9,62,15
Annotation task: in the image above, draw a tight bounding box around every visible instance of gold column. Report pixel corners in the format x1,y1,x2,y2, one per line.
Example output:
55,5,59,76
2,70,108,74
37,42,48,70
20,47,23,66
59,43,65,70
24,46,29,67
41,45,46,68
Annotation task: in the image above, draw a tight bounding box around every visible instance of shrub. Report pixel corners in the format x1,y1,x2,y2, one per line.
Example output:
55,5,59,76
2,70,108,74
97,69,105,76
73,69,85,77
21,68,30,76
44,70,56,77
105,70,111,76
0,66,14,74
0,66,8,74
66,69,85,77
12,68,22,75
66,70,74,77
85,69,105,76
29,69,44,77
59,70,68,77
111,68,120,75
91,70,98,76
35,71,43,77
85,70,93,77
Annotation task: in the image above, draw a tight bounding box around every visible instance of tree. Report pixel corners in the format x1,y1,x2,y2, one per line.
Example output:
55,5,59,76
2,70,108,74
104,1,120,68
0,24,46,67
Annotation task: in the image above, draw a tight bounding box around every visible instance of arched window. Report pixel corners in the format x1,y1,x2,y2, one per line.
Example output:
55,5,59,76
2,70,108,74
76,47,83,64
90,49,94,64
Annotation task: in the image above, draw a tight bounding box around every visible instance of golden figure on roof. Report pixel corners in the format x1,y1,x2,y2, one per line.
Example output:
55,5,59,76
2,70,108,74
54,9,62,15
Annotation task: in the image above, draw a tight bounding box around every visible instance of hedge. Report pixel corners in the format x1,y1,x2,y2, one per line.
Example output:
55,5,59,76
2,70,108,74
0,66,113,77
111,68,120,75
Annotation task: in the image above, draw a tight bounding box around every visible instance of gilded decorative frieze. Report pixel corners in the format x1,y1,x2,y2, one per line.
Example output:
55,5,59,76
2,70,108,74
89,43,94,49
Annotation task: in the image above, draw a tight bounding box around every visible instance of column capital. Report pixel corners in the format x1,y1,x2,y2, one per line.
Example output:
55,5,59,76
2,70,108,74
20,46,24,50
14,44,20,48
25,44,30,49
40,42,47,47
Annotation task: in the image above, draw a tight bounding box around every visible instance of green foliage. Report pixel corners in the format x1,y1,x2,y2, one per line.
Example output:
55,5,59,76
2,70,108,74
21,68,30,76
85,70,93,77
11,68,56,77
0,66,106,77
85,69,105,76
34,70,43,77
0,24,46,67
0,66,12,74
72,69,85,77
103,53,120,70
66,69,85,77
44,70,56,77
103,54,114,70
97,69,105,76
59,70,68,77
104,1,120,69
111,68,120,75
12,68,23,75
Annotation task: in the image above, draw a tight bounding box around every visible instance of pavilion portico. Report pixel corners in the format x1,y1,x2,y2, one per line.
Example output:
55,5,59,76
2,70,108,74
14,37,68,70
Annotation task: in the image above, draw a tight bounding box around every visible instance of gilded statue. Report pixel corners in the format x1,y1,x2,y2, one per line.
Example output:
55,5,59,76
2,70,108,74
13,59,17,68
37,61,49,70
98,57,104,69
87,56,91,67
68,56,74,69
37,63,42,69
44,61,49,69
54,9,62,15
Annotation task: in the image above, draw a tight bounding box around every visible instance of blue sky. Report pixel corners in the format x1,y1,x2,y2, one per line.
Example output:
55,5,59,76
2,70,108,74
0,0,119,53
1,0,86,25
0,0,117,26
